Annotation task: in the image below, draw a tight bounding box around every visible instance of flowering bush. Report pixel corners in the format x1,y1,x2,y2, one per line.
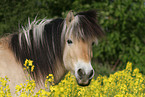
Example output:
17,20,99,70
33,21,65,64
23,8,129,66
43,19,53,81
0,62,145,97
0,77,11,97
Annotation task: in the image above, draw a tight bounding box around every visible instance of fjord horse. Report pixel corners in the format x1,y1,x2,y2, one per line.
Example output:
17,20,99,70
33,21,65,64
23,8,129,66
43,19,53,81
0,10,104,95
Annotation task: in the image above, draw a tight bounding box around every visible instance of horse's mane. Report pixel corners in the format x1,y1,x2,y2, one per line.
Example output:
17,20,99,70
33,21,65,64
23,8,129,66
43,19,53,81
10,10,104,84
62,10,104,42
10,18,65,84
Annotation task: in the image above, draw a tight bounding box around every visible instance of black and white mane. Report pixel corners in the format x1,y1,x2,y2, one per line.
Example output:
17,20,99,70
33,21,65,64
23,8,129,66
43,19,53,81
10,10,104,84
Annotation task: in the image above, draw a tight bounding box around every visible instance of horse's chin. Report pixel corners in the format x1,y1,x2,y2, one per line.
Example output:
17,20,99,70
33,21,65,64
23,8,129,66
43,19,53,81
76,78,91,86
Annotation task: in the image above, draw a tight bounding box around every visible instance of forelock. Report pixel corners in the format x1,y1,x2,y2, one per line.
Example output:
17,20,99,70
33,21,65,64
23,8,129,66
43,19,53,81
63,10,104,42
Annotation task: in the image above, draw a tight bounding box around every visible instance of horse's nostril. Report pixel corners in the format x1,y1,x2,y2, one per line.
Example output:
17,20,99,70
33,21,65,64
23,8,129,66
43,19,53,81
77,69,84,77
88,70,94,79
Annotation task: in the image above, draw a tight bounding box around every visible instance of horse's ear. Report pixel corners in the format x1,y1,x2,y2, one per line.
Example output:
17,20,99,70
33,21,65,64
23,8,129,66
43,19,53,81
66,10,74,27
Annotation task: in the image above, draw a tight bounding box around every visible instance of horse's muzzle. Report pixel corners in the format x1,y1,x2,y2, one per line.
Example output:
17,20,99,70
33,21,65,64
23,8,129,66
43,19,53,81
76,68,94,86
76,78,92,86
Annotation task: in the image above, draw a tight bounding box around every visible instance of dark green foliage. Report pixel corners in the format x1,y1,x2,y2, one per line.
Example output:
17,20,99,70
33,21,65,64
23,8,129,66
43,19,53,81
93,0,145,74
0,0,104,35
0,0,145,75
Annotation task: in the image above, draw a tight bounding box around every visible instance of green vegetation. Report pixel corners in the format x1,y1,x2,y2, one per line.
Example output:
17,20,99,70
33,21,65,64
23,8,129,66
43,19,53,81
93,0,145,75
0,0,145,75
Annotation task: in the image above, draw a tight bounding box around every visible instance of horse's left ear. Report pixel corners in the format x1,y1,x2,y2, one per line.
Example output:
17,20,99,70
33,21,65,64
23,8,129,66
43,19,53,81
66,10,74,27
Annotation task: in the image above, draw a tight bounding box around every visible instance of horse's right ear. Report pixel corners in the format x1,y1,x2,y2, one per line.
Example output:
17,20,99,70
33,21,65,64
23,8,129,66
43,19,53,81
66,10,74,27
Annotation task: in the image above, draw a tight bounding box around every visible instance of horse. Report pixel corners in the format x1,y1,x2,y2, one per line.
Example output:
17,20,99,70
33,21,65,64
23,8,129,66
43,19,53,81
0,10,104,95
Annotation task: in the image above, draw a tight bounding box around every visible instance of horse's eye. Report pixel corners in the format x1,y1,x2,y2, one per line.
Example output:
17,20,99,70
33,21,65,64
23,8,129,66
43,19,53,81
92,42,95,46
67,39,73,44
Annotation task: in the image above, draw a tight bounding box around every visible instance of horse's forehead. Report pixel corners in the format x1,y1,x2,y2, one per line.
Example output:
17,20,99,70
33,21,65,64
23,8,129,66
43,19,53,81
74,38,93,46
71,39,91,63
71,39,91,53
65,28,96,43
77,40,89,46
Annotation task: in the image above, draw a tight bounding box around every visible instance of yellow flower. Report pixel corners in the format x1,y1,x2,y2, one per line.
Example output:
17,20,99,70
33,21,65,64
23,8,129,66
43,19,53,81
126,62,132,71
15,85,22,92
23,59,35,73
31,65,35,72
49,74,53,77
24,59,28,67
28,60,33,66
1,61,145,96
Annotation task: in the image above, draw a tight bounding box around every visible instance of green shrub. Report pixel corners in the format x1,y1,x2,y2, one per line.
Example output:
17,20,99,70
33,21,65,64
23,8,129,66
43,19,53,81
93,0,145,74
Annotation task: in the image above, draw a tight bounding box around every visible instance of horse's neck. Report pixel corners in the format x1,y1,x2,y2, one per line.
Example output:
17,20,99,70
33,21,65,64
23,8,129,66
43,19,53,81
0,36,27,96
53,60,68,84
